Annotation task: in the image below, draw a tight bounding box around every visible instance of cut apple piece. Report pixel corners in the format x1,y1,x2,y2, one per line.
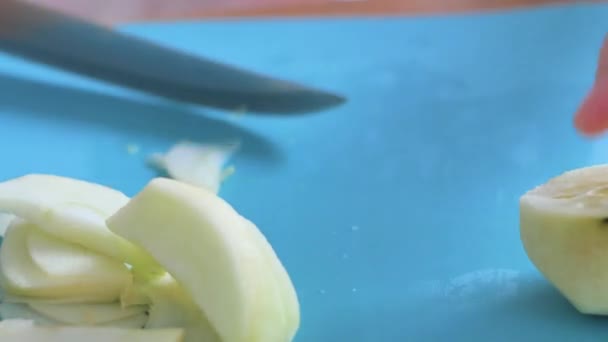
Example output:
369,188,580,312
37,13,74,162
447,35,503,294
0,213,15,237
241,220,300,331
520,164,608,314
143,273,219,342
149,141,238,194
28,302,147,325
108,178,300,342
120,279,152,307
0,322,184,342
102,312,149,329
0,221,130,302
0,319,34,328
2,294,117,305
2,302,149,329
0,303,59,325
26,227,130,280
0,174,159,272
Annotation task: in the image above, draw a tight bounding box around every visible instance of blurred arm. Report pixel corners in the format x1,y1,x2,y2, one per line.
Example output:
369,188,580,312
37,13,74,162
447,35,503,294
22,0,591,24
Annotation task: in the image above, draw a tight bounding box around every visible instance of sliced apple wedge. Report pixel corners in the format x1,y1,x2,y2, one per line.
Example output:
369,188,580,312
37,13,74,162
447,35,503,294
149,141,238,194
102,312,149,329
0,213,15,237
120,280,152,307
143,273,219,342
26,227,130,281
0,320,184,342
0,303,59,325
27,302,147,325
0,221,130,302
2,303,149,329
0,174,159,272
107,178,300,342
2,294,117,305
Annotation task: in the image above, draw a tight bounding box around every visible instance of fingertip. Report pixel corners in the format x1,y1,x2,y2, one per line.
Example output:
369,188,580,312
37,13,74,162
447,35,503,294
575,80,608,136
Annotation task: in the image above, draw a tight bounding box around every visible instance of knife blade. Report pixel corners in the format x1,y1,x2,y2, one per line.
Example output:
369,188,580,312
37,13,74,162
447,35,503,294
0,0,345,114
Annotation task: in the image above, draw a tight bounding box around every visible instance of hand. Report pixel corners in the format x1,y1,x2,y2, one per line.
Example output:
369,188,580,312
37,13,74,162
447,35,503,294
575,36,608,136
21,0,221,24
20,0,306,24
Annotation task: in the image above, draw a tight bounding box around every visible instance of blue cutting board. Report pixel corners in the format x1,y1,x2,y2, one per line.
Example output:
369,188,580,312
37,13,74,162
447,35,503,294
1,3,608,341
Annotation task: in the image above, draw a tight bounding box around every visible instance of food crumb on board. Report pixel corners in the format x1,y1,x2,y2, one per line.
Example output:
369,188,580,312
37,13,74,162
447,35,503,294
125,143,140,155
148,141,238,194
229,105,248,120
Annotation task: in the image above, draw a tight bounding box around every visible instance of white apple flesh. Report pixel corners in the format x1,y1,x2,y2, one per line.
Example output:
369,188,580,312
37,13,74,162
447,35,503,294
520,164,608,314
28,302,147,325
0,320,184,342
107,178,300,342
0,174,159,273
0,221,130,302
143,273,220,342
0,303,59,325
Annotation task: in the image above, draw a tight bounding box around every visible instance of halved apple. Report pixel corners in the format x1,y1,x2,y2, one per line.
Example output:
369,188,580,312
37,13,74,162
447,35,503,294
521,164,608,314
0,220,130,302
107,178,300,342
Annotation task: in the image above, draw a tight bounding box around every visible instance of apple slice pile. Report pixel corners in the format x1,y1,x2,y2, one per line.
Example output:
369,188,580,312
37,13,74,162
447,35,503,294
0,174,300,342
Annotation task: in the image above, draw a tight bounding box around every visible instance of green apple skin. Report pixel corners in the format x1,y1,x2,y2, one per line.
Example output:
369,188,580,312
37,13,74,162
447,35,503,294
107,178,300,342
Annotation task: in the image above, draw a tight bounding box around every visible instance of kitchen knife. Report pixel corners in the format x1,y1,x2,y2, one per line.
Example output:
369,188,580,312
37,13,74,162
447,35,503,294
0,0,346,114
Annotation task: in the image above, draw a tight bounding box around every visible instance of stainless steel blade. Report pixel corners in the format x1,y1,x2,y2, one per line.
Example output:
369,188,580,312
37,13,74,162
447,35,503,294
0,0,345,114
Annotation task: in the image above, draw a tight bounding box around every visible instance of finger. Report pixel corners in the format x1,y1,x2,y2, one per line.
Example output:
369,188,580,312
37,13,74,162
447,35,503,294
575,35,608,136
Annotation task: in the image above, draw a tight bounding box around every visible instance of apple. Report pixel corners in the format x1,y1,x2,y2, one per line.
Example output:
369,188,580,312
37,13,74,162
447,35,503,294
0,174,159,273
107,178,300,342
0,213,15,236
27,302,147,325
1,303,149,329
142,273,220,342
103,313,149,329
520,164,608,314
0,319,184,342
0,220,130,302
0,303,59,325
2,294,117,305
149,141,238,194
26,226,130,280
